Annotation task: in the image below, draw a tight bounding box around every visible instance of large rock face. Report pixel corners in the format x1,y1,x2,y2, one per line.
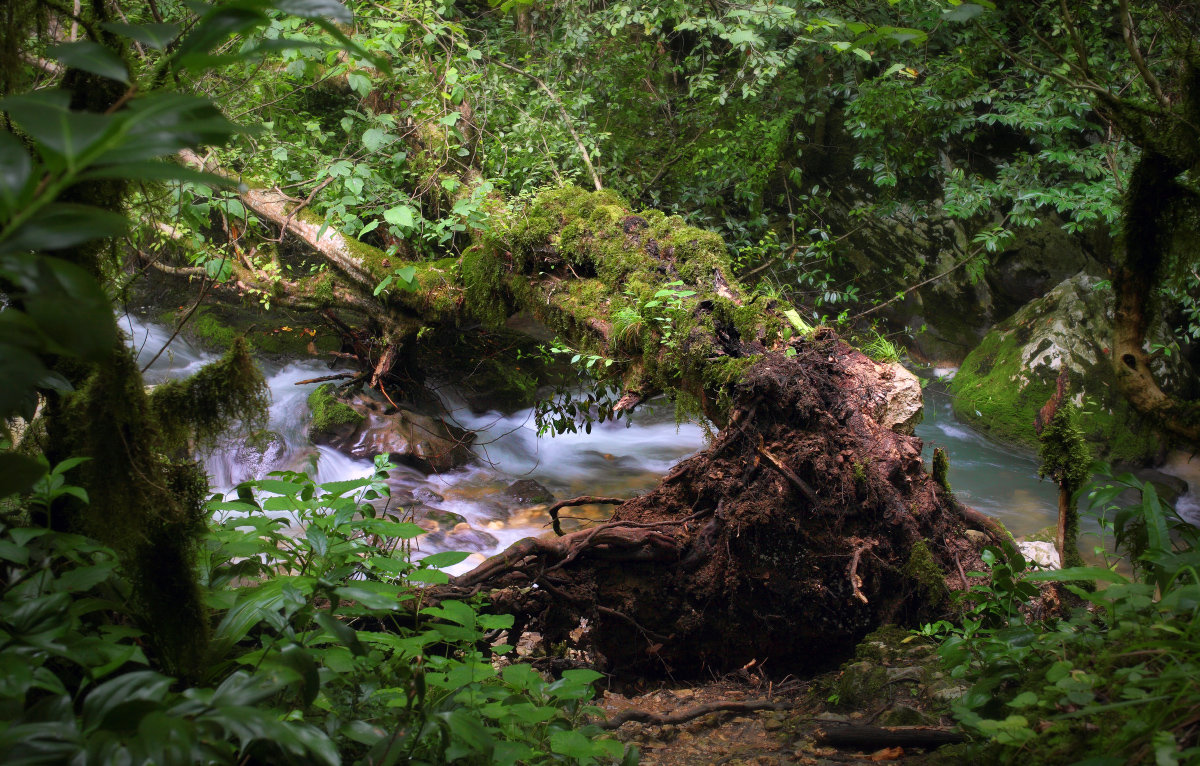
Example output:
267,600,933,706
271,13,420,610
827,197,1106,362
949,273,1196,464
307,385,475,472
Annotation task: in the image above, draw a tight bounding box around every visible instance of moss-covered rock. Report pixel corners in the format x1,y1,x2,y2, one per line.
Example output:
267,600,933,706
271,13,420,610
307,383,364,439
950,273,1196,464
307,388,474,473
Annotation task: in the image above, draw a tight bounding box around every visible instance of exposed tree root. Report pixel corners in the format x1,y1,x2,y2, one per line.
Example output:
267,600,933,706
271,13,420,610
814,724,967,750
546,496,628,536
439,340,985,677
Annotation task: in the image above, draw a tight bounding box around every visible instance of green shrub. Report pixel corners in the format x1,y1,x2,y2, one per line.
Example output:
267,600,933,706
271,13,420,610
0,458,633,765
924,466,1200,764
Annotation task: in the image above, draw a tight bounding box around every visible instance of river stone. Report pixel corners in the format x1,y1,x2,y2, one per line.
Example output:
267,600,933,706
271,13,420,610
225,430,285,483
309,392,475,473
504,479,555,505
424,523,499,553
413,505,466,531
1018,540,1061,570
949,272,1197,464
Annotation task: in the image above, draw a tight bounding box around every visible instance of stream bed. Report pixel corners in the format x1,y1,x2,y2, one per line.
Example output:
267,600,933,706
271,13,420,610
127,313,1179,569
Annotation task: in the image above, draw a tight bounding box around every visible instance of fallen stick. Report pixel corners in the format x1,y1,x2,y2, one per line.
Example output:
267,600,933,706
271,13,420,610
545,495,627,536
815,724,967,750
293,372,360,386
598,699,791,730
847,540,876,604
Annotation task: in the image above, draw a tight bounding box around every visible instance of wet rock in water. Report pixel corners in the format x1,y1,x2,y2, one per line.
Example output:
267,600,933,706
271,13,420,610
307,385,474,472
413,505,467,532
224,430,285,483
1127,468,1188,506
446,523,499,552
504,479,555,505
950,273,1197,464
424,522,499,553
414,487,445,504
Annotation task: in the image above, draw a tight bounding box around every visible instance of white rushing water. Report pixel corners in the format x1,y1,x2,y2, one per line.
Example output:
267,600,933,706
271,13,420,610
125,312,1194,571
122,312,708,571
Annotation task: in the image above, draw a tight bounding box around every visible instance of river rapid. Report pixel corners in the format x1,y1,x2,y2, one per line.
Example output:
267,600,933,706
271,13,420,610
124,313,1188,570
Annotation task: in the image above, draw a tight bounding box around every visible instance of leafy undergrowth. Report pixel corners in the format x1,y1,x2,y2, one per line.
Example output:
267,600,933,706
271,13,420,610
926,466,1200,765
0,458,633,765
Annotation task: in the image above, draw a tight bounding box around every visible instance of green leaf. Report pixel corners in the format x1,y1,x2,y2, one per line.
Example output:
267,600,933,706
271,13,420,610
395,265,417,289
0,131,32,215
316,612,367,656
347,72,372,97
0,203,129,255
362,127,395,152
383,205,416,229
276,0,353,23
101,22,181,50
549,729,596,758
334,585,400,611
0,90,116,162
420,551,469,568
943,3,987,21
45,41,130,85
81,671,173,731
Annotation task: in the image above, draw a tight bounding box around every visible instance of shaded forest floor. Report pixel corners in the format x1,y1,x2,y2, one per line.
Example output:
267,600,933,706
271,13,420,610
595,626,967,765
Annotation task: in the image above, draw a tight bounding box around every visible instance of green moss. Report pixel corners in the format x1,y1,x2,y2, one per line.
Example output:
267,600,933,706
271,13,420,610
53,346,212,678
191,311,241,349
853,459,870,484
950,323,1160,463
903,539,948,604
307,383,363,437
150,337,268,450
932,447,951,493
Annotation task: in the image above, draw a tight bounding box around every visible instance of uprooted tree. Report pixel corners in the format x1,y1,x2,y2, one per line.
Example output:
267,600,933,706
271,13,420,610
162,152,998,673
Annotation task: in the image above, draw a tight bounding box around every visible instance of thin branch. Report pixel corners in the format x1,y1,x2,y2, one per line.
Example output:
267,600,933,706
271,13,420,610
544,495,628,536
494,60,603,191
1119,0,1169,110
597,699,790,730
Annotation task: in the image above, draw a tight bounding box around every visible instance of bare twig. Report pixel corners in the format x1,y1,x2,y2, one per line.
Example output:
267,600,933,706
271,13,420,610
293,373,360,386
545,495,627,536
847,540,876,604
756,444,819,505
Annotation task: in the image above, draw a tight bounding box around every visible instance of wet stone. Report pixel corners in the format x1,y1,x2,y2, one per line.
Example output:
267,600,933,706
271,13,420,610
504,479,555,505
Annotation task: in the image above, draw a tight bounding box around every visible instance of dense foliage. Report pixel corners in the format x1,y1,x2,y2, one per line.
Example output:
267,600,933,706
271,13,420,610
3,0,1200,762
928,467,1200,764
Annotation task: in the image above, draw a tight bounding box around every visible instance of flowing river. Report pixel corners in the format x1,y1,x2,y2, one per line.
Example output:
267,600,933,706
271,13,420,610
125,313,1186,568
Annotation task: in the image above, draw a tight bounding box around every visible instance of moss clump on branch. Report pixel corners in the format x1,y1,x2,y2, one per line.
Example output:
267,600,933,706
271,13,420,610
468,185,788,422
150,337,269,450
307,383,363,438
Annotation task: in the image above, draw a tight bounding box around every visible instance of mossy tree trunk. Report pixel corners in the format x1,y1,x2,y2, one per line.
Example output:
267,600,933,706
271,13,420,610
1095,55,1200,449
